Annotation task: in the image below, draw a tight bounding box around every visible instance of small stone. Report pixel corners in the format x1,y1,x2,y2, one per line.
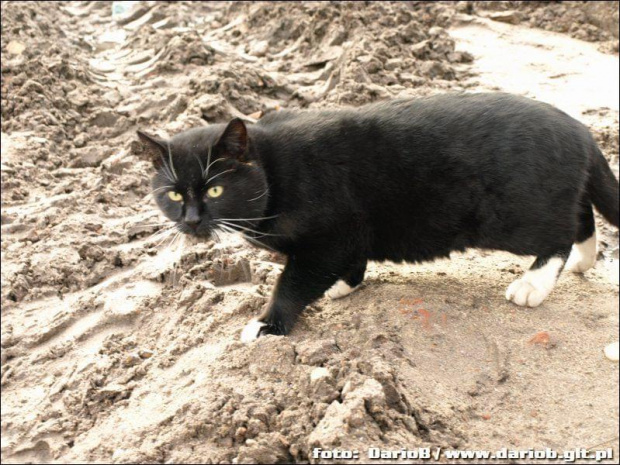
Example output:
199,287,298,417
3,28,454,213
7,41,25,55
67,90,89,107
604,342,619,362
428,26,446,36
384,58,401,71
139,349,154,359
419,61,454,80
489,11,521,25
250,40,269,57
528,331,556,349
90,109,120,128
70,146,112,168
411,39,430,58
341,380,352,396
73,133,88,148
123,353,142,367
363,58,383,74
296,339,338,366
455,1,471,13
310,367,330,382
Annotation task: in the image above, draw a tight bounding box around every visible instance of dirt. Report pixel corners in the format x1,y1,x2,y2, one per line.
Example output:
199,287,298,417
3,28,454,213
471,1,619,53
1,2,618,464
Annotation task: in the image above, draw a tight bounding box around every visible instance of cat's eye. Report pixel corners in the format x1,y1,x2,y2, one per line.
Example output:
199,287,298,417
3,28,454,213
168,191,183,202
207,186,224,198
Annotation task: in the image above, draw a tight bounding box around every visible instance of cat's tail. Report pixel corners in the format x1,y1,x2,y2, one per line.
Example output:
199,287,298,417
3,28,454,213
588,146,619,228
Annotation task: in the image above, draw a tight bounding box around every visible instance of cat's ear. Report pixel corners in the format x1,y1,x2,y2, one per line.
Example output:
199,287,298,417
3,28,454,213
216,118,249,161
136,131,167,169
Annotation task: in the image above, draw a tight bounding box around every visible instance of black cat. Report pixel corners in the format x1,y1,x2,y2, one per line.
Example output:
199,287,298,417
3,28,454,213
137,93,619,341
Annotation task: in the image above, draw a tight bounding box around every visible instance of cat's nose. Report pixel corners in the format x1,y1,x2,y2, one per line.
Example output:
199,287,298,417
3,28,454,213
185,218,200,230
184,206,201,231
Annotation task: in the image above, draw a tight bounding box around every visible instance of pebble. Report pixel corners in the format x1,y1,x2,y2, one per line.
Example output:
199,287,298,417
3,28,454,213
604,341,619,362
310,367,330,382
123,353,142,367
250,40,269,57
489,11,521,25
7,40,25,55
139,349,154,359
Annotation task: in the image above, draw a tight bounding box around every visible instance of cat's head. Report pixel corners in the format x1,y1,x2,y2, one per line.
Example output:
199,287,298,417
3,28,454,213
137,119,269,238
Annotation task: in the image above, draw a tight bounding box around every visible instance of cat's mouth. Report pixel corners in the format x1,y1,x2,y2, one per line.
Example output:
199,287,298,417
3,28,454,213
178,224,212,239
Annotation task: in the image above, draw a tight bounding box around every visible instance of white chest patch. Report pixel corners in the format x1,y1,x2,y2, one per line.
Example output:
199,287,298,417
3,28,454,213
506,257,564,307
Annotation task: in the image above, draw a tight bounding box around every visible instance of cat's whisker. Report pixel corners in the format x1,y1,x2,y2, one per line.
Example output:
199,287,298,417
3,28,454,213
203,145,213,179
217,224,242,240
166,141,178,181
193,153,206,180
164,230,183,287
216,223,278,252
152,228,178,248
142,223,176,237
144,229,173,242
150,185,174,195
154,222,179,235
145,220,178,229
140,222,176,227
247,189,269,202
157,162,176,184
217,214,279,222
205,157,225,171
211,229,223,244
233,229,277,252
218,223,273,239
216,224,235,235
244,235,276,252
204,152,228,180
218,220,262,235
205,168,235,185
165,230,179,248
205,157,226,172
218,220,281,237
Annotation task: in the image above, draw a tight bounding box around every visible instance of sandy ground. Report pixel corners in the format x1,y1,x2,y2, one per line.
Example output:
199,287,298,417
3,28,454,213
1,2,618,464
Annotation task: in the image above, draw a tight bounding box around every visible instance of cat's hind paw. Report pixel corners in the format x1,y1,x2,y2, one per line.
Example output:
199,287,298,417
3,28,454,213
326,280,359,300
240,319,267,343
565,235,597,273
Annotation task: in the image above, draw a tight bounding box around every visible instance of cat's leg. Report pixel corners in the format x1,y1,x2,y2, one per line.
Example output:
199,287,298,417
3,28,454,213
565,202,597,273
241,253,349,342
325,260,367,300
506,247,571,308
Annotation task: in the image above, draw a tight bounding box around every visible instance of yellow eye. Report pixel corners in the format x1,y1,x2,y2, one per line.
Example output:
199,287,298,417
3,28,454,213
168,191,183,202
207,186,224,198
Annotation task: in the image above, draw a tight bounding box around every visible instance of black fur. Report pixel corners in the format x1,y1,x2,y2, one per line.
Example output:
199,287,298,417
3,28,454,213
138,93,619,338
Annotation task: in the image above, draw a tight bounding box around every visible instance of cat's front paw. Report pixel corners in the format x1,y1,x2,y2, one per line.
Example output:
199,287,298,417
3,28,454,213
240,319,283,342
505,278,550,307
240,319,267,343
325,280,359,300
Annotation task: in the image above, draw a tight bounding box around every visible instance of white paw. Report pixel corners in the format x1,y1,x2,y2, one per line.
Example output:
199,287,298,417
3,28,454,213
506,257,564,307
326,280,359,300
505,279,550,307
240,319,266,343
565,234,597,273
